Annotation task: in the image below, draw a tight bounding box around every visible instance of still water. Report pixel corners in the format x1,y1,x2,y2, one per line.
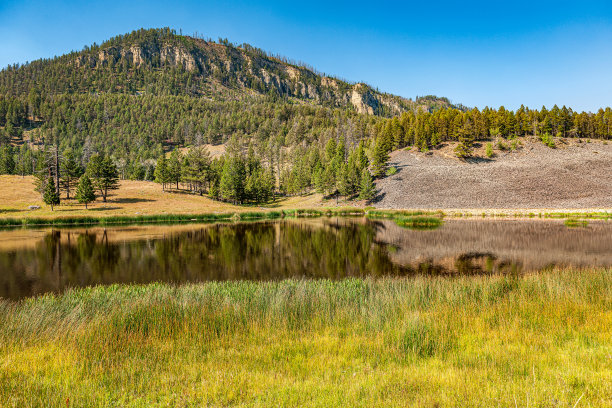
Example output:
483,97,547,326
0,218,610,300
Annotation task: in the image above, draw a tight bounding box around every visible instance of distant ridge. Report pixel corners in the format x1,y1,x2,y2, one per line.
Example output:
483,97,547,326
0,27,457,116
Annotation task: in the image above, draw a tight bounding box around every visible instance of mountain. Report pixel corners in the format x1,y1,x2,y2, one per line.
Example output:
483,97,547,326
0,28,455,116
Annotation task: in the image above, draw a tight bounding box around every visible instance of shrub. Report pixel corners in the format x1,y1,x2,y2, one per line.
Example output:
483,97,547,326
539,133,556,148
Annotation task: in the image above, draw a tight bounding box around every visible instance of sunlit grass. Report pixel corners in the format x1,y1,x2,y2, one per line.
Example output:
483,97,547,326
564,218,589,228
394,216,443,230
0,268,610,407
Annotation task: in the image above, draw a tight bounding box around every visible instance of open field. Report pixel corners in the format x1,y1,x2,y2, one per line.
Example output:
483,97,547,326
0,268,609,407
0,175,324,219
0,175,610,223
376,137,612,209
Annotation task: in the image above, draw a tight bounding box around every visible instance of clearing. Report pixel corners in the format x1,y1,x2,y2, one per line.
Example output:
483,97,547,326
375,137,612,210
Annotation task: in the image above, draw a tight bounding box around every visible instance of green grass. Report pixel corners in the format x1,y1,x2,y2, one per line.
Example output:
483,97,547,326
0,268,610,407
394,216,443,230
564,218,589,228
0,208,366,229
386,166,398,176
366,209,445,219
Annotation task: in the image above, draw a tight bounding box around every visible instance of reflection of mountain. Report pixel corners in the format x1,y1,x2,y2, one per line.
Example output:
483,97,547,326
377,219,612,271
0,219,610,300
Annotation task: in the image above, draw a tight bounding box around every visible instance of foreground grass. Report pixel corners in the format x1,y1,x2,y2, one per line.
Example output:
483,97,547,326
0,269,610,407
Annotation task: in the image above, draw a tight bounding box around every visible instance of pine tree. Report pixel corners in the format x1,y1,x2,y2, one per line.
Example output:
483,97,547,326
168,149,182,189
154,154,170,191
358,169,376,201
337,162,353,198
60,150,83,199
43,176,60,211
454,125,474,159
370,138,389,178
219,156,246,204
87,154,120,202
0,145,15,174
75,175,96,209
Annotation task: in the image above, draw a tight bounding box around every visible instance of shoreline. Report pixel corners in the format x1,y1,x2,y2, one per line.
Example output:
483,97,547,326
0,208,610,229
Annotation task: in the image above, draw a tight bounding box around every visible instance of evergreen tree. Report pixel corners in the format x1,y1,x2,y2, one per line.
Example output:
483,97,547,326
43,176,60,210
154,154,170,190
454,121,475,158
358,169,376,201
0,145,15,174
337,162,353,198
75,175,96,209
219,156,246,204
60,150,83,199
87,154,120,202
168,149,182,189
370,138,389,178
183,146,211,194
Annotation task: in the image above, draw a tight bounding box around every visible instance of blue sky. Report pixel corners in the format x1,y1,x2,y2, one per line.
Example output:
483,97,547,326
1,0,611,111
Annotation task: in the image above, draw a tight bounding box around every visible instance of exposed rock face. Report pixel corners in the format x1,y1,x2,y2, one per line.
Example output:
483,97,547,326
321,76,339,90
160,45,197,72
70,33,452,115
350,85,380,115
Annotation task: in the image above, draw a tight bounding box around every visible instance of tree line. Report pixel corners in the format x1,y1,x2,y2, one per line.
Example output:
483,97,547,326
153,135,378,204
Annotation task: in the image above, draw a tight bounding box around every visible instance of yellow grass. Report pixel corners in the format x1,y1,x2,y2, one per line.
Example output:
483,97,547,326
0,176,609,220
0,175,324,218
0,269,610,407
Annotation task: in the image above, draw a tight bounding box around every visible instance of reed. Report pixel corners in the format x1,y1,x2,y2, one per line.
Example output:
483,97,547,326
0,268,609,407
394,216,443,230
366,209,444,219
564,218,589,227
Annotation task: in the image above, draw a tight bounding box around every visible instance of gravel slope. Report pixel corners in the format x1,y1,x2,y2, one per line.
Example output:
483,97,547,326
374,138,612,209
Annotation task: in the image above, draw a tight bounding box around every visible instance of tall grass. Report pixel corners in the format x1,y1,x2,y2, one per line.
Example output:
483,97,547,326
0,268,609,406
0,208,373,229
564,218,589,227
366,209,445,219
394,216,443,230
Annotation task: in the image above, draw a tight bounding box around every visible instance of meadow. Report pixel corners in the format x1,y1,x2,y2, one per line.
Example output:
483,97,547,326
1,176,609,223
0,268,610,407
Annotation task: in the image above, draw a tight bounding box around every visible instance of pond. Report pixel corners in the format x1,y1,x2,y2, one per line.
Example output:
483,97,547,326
0,218,610,300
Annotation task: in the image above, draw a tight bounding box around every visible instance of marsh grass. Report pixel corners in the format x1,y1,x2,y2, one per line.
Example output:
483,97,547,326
366,209,444,219
394,216,443,230
0,208,367,229
0,268,610,407
564,218,589,227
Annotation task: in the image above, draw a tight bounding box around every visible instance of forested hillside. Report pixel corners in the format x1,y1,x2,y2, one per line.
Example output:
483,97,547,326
0,27,452,115
0,28,610,206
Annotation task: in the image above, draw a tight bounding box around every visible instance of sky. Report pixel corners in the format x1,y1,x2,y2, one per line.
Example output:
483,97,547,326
1,0,612,111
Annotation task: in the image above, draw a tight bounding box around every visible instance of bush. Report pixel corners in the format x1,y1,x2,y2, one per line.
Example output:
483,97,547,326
485,143,494,158
386,166,398,176
539,133,556,148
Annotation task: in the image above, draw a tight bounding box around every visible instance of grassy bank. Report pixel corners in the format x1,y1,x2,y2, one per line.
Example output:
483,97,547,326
0,268,610,407
0,208,369,228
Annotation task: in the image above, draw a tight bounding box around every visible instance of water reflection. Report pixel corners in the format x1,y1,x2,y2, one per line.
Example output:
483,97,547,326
0,218,609,300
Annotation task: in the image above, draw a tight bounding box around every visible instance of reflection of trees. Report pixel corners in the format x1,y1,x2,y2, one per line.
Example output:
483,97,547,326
454,252,522,275
0,221,528,300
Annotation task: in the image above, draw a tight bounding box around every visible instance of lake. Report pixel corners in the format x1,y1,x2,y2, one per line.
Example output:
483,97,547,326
0,218,610,300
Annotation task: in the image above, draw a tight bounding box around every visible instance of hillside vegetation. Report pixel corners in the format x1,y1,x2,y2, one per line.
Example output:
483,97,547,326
0,28,610,210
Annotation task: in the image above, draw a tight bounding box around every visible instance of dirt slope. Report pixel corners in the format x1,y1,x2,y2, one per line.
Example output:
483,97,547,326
374,138,612,209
